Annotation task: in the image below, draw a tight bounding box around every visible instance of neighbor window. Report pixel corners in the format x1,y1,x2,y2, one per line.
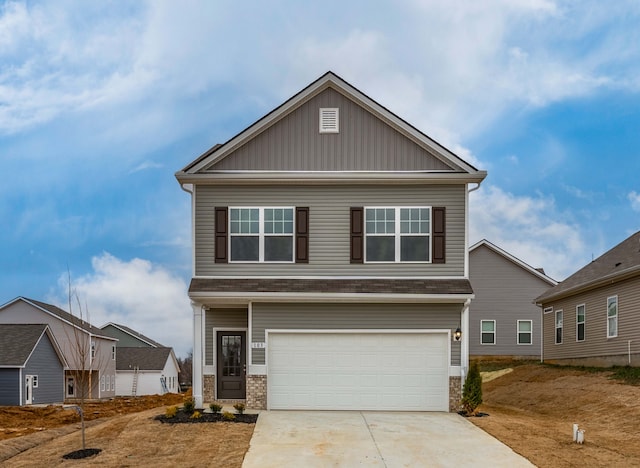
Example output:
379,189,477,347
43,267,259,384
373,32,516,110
607,296,618,338
365,207,431,262
576,304,586,342
106,375,110,392
481,320,496,344
32,375,39,388
517,320,532,345
229,207,294,262
91,340,96,359
112,375,115,391
555,310,563,344
66,376,75,397
112,345,116,360
100,375,105,392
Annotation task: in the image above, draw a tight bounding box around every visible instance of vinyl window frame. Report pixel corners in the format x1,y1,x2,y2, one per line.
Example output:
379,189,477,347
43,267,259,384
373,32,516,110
480,320,496,345
576,304,586,342
517,320,533,345
607,295,618,338
364,206,432,263
32,375,39,388
228,207,295,263
555,310,563,344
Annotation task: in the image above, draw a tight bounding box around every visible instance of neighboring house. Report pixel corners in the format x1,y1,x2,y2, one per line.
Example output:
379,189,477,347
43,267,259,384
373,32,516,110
536,230,640,367
0,297,118,401
175,71,487,411
114,347,180,396
469,240,557,360
99,322,180,396
0,324,67,406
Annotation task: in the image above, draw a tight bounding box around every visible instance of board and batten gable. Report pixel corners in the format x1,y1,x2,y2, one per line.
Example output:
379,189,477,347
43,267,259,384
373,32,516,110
250,303,462,366
469,241,556,358
205,87,455,172
194,184,467,277
541,275,640,365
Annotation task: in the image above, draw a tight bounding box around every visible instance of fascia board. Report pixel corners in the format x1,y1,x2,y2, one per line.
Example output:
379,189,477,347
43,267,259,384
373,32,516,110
188,291,474,304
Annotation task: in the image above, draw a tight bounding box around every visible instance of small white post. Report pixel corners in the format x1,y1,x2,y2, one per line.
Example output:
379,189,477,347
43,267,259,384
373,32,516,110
577,429,585,444
573,423,579,442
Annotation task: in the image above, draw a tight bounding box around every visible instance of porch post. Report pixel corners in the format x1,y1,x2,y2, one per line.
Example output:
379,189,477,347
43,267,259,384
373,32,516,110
461,298,471,376
192,301,205,409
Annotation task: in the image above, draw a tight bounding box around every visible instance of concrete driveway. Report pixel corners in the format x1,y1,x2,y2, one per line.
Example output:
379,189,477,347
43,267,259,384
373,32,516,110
242,411,533,468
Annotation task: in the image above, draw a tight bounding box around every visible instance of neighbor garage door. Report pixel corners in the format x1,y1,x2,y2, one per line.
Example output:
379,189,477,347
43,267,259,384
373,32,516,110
267,331,449,411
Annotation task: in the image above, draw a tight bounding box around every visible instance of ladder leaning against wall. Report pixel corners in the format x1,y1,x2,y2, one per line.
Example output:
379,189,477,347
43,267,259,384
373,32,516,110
131,366,139,397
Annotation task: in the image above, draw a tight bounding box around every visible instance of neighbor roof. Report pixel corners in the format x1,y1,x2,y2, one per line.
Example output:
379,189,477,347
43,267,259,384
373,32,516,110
115,347,173,371
536,230,640,304
176,71,486,184
0,324,56,367
100,322,165,348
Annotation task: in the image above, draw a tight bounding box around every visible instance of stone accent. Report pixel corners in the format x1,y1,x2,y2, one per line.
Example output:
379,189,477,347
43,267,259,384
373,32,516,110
203,375,215,404
246,375,267,410
449,376,462,412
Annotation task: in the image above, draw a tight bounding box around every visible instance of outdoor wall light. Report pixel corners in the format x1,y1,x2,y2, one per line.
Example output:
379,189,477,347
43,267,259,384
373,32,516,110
454,327,462,341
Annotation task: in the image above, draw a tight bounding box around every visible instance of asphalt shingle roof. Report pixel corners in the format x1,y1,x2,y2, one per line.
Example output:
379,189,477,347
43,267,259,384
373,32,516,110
536,230,640,303
0,324,48,367
115,347,172,371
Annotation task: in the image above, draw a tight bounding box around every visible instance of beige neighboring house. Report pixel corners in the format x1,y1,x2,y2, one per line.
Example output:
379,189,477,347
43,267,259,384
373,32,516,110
469,240,557,360
536,230,640,366
0,297,117,401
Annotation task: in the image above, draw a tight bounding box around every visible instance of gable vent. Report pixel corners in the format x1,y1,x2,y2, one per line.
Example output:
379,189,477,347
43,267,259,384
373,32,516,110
319,108,339,133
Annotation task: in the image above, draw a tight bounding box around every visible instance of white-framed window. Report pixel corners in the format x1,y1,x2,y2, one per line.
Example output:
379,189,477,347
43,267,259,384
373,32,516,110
319,108,339,133
32,375,39,388
66,376,75,398
91,340,96,359
106,374,110,392
365,207,431,262
229,207,294,262
480,320,496,345
112,345,116,360
100,375,105,391
607,296,618,338
576,304,586,342
517,320,532,345
555,310,563,344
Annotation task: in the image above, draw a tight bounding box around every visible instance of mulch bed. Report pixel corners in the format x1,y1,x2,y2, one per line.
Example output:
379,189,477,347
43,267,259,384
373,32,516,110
62,448,102,459
155,410,258,424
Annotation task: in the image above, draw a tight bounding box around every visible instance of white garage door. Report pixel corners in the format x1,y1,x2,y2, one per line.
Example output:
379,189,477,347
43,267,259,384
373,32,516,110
267,332,449,411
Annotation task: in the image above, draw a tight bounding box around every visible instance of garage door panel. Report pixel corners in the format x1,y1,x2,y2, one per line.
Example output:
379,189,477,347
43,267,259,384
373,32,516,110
268,332,449,411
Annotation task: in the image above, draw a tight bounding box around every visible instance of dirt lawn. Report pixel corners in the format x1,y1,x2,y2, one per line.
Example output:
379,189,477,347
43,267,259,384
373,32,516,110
471,364,640,467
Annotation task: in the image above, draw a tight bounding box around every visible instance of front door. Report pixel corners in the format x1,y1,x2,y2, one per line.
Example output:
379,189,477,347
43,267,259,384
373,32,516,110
25,375,33,405
216,331,246,399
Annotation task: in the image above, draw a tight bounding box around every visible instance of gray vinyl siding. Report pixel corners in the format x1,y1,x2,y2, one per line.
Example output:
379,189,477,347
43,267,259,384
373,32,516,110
250,303,462,366
194,184,466,277
205,308,248,366
207,88,454,172
542,275,640,361
469,245,553,357
0,368,20,405
24,333,65,405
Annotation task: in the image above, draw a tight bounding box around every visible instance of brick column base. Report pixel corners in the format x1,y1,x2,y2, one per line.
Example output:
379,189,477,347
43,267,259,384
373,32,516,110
449,376,462,412
246,375,267,409
203,375,215,404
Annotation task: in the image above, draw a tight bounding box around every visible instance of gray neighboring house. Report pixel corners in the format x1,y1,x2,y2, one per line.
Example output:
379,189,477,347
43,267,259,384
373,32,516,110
469,240,557,360
536,230,640,367
0,324,67,406
0,297,118,401
99,322,180,395
176,71,487,412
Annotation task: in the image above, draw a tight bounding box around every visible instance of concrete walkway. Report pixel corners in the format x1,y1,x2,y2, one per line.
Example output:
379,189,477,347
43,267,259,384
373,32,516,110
242,411,534,468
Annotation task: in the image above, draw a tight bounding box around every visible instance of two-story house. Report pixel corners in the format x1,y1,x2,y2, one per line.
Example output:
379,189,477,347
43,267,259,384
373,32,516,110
0,297,118,401
175,72,487,411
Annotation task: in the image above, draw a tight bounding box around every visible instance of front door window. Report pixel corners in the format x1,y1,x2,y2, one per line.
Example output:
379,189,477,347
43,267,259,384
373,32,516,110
222,335,242,377
216,331,246,399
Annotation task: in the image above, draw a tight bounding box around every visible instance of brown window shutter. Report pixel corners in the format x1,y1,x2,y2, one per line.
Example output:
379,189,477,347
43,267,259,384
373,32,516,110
295,207,309,263
350,207,364,263
214,207,228,263
432,207,446,264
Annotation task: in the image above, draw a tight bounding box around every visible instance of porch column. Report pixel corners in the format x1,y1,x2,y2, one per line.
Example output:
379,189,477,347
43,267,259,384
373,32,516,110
192,301,205,409
461,298,471,377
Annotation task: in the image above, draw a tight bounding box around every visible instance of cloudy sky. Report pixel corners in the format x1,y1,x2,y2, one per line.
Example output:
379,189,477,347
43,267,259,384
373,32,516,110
1,0,639,357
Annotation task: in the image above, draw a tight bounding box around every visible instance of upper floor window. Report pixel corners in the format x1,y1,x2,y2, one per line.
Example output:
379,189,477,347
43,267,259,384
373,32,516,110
229,207,294,262
576,304,586,342
555,310,563,344
517,320,532,345
365,207,430,262
607,296,618,338
480,320,495,345
112,345,116,360
91,340,96,359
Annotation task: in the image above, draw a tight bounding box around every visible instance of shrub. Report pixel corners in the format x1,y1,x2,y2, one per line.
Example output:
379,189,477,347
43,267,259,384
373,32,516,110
209,403,223,414
165,406,177,418
182,398,195,415
222,411,236,421
233,403,246,415
462,361,483,415
190,410,202,419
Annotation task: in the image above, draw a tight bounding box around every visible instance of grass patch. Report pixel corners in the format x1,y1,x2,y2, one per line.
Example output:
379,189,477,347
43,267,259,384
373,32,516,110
476,359,539,373
541,362,608,374
609,366,640,385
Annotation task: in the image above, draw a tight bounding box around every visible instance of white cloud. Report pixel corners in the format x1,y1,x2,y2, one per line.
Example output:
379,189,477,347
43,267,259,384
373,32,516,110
129,160,164,174
470,184,587,280
50,253,191,357
629,191,640,212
